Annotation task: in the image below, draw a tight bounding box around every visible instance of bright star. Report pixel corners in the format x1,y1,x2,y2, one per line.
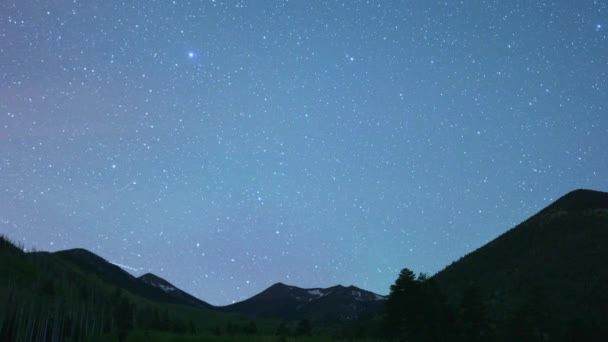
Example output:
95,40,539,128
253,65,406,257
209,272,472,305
596,24,603,31
188,52,195,58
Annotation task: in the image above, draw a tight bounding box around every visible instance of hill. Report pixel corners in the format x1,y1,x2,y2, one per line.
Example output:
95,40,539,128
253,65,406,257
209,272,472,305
3,188,607,340
0,239,273,341
220,282,386,321
54,248,212,309
0,236,386,340
138,273,212,308
433,188,608,338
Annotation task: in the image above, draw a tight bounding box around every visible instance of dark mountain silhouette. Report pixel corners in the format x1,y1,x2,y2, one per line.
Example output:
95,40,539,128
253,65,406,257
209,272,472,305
3,188,607,340
433,188,608,337
219,282,386,321
1,239,386,325
54,248,212,309
46,249,389,321
0,237,248,340
138,273,210,308
51,248,386,320
535,188,608,213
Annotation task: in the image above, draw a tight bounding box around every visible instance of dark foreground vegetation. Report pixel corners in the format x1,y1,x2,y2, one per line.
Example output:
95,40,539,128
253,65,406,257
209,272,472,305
0,234,383,341
384,267,607,342
1,189,607,341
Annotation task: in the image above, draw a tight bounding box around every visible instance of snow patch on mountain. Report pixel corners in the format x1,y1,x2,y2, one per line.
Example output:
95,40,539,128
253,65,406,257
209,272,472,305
308,289,323,296
158,284,176,292
139,274,178,293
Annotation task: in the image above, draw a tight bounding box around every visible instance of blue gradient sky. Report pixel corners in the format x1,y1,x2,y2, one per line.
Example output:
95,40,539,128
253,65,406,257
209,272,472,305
1,0,607,305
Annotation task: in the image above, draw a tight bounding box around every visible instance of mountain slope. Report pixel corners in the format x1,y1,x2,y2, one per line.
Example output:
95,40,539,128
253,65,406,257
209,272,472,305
220,282,386,321
433,188,608,332
54,248,212,309
138,273,210,308
9,244,385,321
0,236,280,341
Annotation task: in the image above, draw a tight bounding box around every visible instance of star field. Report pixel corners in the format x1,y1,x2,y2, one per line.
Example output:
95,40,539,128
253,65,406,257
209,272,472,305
1,1,607,305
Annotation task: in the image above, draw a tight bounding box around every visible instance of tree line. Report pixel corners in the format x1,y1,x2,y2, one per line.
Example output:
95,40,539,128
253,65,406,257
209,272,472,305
0,235,196,341
384,267,606,342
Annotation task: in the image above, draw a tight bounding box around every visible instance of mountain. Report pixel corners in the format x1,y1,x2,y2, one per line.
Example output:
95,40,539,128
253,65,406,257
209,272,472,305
219,282,386,321
1,236,388,340
138,273,210,308
52,248,387,320
3,188,607,340
433,188,608,335
0,237,268,341
54,248,212,309
535,188,608,213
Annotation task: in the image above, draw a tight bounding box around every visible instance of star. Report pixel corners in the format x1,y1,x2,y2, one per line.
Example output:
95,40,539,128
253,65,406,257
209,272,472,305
3,0,607,308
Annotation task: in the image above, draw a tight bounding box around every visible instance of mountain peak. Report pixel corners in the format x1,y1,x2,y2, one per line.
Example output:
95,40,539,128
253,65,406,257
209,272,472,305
58,248,103,259
139,272,165,281
139,273,171,285
544,188,608,213
433,188,608,333
221,282,386,320
326,284,347,291
55,248,126,274
139,273,178,293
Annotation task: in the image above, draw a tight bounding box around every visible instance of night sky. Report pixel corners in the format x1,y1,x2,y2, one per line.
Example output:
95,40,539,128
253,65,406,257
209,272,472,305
1,1,607,305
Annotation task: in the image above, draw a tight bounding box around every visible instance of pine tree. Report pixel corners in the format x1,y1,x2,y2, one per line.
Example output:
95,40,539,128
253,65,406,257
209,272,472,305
385,268,455,341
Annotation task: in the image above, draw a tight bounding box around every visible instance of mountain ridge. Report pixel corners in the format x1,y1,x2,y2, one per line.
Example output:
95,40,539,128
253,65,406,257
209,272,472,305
432,188,608,333
13,244,388,320
219,281,386,320
2,188,608,339
54,248,213,309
